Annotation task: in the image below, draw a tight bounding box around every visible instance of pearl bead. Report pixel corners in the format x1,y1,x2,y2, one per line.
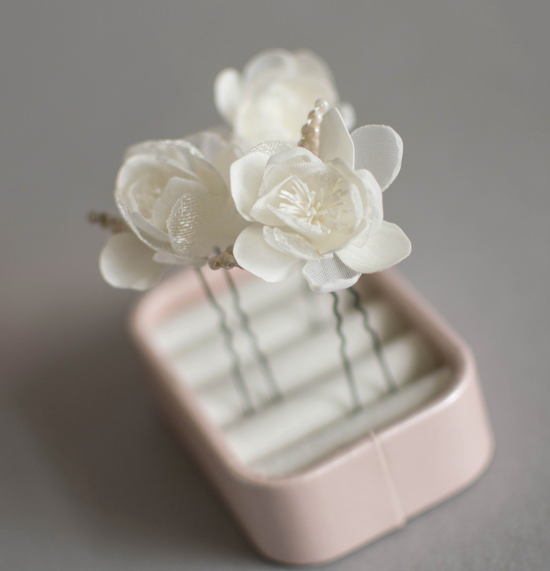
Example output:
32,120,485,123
315,99,329,113
308,110,323,124
301,124,316,138
301,140,317,153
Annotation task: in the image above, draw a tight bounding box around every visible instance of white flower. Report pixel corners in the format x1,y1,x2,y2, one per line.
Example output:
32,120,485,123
100,132,246,290
215,49,356,147
230,109,411,294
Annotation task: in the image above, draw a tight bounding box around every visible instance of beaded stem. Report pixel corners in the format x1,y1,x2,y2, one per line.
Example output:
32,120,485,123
88,211,126,233
297,98,329,156
208,245,241,270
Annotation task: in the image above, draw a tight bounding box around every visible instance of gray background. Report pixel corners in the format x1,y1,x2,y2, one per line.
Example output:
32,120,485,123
1,1,549,569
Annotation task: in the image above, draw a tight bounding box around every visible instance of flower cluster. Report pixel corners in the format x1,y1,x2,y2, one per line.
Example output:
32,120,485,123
99,49,411,293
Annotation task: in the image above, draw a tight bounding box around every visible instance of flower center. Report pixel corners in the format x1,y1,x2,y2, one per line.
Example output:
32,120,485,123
276,175,355,236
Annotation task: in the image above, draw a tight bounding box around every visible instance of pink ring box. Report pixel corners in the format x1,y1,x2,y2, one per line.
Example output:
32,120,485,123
131,268,494,566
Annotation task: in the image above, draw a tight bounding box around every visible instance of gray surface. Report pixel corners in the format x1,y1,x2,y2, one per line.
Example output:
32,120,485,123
1,1,549,569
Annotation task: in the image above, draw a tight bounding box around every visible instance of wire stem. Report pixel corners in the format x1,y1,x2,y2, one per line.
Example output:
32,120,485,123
349,287,397,393
301,279,324,332
195,268,254,415
331,292,362,412
223,268,282,401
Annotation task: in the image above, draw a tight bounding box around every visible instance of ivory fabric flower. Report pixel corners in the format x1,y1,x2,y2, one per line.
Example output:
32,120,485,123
100,132,246,290
230,109,411,294
215,49,355,148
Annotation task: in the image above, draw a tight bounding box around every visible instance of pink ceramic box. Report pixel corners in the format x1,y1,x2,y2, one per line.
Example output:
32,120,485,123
131,268,494,566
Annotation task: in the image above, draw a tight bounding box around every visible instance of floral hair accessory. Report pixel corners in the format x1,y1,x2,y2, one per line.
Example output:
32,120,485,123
91,47,412,417
215,49,355,147
93,50,410,297
230,104,411,294
99,132,246,290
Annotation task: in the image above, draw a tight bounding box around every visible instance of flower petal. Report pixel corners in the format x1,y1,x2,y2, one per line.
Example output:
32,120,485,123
99,232,166,290
351,125,403,191
125,210,171,245
167,191,225,260
234,223,300,282
264,145,321,168
210,142,243,187
117,154,198,204
302,257,361,294
337,221,411,274
329,158,382,211
263,226,325,261
152,178,205,232
153,251,191,265
318,108,355,169
242,49,296,83
184,131,227,163
116,188,173,253
122,141,202,178
250,148,323,227
250,175,293,227
214,68,242,123
248,141,294,157
294,49,335,83
338,101,356,131
230,152,269,221
328,159,384,240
